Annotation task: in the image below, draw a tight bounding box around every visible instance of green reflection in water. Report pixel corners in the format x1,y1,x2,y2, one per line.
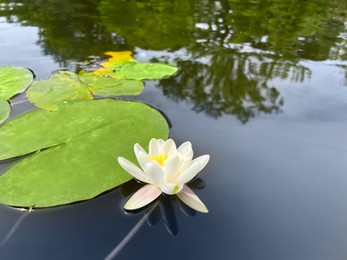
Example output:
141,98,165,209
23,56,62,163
1,0,347,122
0,0,128,66
99,0,347,60
159,51,288,123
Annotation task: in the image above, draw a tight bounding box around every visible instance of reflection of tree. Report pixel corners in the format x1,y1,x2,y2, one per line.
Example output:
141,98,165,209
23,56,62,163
99,0,346,122
99,0,347,60
1,0,347,122
99,0,196,51
0,0,127,68
160,49,310,123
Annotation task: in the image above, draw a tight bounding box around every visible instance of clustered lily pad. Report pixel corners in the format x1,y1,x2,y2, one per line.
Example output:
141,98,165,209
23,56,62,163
0,51,180,209
78,70,144,97
26,51,178,110
93,51,178,80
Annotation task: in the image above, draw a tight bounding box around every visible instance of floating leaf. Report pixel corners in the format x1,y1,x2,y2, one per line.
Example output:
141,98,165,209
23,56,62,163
0,99,169,207
112,63,178,80
93,51,178,80
104,51,135,64
94,51,136,75
78,71,144,96
25,52,178,111
0,99,10,124
27,71,93,111
0,66,34,100
92,68,117,76
0,66,34,122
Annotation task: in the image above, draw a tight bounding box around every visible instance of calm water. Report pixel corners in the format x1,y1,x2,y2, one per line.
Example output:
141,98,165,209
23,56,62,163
1,0,347,259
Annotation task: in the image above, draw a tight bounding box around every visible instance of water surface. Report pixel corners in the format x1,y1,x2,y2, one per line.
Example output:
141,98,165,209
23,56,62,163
0,0,347,259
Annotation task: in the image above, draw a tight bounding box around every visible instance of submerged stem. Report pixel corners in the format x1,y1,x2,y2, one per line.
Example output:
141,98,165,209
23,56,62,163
0,209,30,253
10,99,28,106
104,203,158,260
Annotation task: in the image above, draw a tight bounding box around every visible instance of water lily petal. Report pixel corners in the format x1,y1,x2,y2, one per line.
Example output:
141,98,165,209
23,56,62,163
191,154,210,172
135,149,151,171
149,138,164,155
124,184,161,210
176,185,208,213
177,141,193,158
134,143,146,160
163,139,177,156
163,154,181,181
175,162,201,184
134,143,146,153
177,141,193,171
178,154,193,173
143,161,165,185
118,157,152,184
160,182,183,195
176,154,210,184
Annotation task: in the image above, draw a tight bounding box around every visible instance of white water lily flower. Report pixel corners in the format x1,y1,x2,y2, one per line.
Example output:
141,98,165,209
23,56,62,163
118,138,210,213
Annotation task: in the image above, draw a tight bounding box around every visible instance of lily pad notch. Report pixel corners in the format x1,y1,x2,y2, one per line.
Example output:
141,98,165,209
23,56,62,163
0,66,34,123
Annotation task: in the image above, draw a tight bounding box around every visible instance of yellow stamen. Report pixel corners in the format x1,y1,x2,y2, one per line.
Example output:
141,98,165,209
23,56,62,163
150,154,168,166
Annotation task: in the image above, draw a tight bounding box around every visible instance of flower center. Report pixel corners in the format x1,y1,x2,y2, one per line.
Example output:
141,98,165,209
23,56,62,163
150,154,168,166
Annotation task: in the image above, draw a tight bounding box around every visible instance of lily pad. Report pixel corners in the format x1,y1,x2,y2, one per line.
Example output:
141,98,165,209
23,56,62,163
0,66,34,122
93,51,178,80
0,99,169,207
0,99,10,124
27,71,93,111
113,62,178,80
0,66,34,100
78,71,144,96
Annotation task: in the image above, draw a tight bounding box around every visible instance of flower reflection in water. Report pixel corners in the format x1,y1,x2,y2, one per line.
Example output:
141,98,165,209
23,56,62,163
120,177,207,236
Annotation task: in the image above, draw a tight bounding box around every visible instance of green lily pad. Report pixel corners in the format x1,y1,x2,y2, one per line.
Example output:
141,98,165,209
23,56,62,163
113,62,178,80
0,66,34,100
0,99,169,207
25,54,178,111
27,71,93,111
78,71,144,96
0,99,10,124
102,61,137,71
0,66,34,123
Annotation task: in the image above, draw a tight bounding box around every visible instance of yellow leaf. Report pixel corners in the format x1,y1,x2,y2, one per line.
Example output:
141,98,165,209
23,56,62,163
104,51,135,63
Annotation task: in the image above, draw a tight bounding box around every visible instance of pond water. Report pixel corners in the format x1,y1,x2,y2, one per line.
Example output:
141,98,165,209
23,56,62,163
1,0,347,259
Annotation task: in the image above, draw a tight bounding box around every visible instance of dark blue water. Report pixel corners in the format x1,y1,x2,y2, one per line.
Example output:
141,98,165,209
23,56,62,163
1,0,347,259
